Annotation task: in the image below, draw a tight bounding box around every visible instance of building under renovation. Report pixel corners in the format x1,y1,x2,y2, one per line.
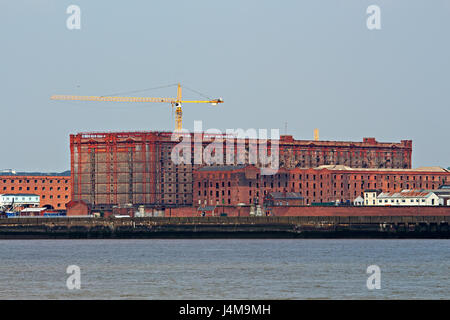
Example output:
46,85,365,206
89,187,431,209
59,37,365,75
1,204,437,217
70,131,413,210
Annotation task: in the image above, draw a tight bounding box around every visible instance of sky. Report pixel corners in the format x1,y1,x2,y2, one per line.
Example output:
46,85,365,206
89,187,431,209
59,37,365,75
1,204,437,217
0,0,449,171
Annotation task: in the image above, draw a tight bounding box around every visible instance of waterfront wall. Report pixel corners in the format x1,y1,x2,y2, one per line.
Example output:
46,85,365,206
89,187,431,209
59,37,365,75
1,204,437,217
166,205,450,217
2,215,449,239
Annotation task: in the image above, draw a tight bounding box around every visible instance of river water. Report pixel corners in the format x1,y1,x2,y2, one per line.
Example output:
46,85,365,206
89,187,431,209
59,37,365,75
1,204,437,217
0,239,448,299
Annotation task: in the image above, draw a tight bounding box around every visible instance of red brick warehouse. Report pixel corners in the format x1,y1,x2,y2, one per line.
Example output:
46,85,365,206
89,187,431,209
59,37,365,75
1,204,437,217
193,165,450,206
70,130,412,210
0,172,71,209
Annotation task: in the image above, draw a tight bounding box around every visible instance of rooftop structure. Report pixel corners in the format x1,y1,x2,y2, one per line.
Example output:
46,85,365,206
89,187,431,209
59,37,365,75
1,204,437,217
376,190,440,206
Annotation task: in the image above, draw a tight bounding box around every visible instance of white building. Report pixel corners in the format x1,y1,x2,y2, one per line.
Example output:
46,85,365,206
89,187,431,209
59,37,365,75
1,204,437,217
353,196,364,206
375,190,440,206
363,190,381,206
433,185,450,206
0,194,40,207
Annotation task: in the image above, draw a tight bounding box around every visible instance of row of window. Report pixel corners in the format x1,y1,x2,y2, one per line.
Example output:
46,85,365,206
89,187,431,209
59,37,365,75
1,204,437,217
2,186,69,191
378,199,426,203
1,179,69,184
199,181,232,188
198,190,232,197
285,174,446,182
2,197,38,201
41,195,69,199
198,198,232,205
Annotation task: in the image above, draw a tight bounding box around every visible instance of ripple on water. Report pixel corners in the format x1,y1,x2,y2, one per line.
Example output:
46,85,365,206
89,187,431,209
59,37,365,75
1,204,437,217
0,239,449,299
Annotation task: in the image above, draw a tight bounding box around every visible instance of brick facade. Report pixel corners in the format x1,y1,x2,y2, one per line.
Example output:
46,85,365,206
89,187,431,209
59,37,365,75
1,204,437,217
70,131,412,209
0,175,71,209
193,165,450,207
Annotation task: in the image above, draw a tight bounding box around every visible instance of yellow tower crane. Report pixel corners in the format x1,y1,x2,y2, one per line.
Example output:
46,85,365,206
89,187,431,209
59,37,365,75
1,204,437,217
50,83,224,131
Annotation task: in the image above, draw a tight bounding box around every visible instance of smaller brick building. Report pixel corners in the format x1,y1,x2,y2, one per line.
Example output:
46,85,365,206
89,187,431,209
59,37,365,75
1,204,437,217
193,165,290,207
193,165,450,207
264,192,304,206
66,200,89,216
0,171,71,209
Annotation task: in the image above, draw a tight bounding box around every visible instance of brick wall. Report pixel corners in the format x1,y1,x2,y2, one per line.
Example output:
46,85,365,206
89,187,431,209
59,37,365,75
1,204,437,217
0,175,71,209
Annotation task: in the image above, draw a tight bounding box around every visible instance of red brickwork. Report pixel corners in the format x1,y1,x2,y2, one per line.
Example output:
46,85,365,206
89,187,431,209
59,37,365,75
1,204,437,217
193,165,450,206
164,205,450,217
0,175,71,209
70,131,412,209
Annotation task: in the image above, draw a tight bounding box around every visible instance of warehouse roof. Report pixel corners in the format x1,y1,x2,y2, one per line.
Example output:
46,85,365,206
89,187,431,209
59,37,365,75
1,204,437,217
378,190,434,199
197,206,216,211
314,165,449,173
0,170,70,176
267,192,304,200
1,194,39,197
21,207,46,213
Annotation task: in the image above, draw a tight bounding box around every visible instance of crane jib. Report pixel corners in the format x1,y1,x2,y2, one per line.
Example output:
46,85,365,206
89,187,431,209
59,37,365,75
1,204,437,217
50,84,223,131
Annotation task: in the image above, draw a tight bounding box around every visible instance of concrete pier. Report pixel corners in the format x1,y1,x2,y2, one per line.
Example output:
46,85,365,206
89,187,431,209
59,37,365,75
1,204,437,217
1,216,450,239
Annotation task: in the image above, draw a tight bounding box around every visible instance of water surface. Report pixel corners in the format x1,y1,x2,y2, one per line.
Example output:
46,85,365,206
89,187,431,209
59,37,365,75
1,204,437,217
0,239,448,299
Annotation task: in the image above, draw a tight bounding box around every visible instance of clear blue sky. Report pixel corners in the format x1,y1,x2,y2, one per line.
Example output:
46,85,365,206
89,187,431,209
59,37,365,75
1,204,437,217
1,1,449,171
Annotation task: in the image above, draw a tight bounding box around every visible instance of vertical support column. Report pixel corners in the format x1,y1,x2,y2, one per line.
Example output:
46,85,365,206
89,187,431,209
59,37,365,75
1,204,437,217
113,138,118,205
89,147,96,205
142,137,147,204
128,146,133,204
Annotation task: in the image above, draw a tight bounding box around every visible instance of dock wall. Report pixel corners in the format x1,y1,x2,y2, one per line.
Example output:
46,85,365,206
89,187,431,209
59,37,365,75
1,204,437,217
1,215,450,239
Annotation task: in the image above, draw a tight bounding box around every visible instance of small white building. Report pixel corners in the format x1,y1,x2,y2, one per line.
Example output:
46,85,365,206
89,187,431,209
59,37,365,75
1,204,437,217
363,189,382,206
0,194,40,207
376,190,440,206
353,196,364,206
433,185,450,206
